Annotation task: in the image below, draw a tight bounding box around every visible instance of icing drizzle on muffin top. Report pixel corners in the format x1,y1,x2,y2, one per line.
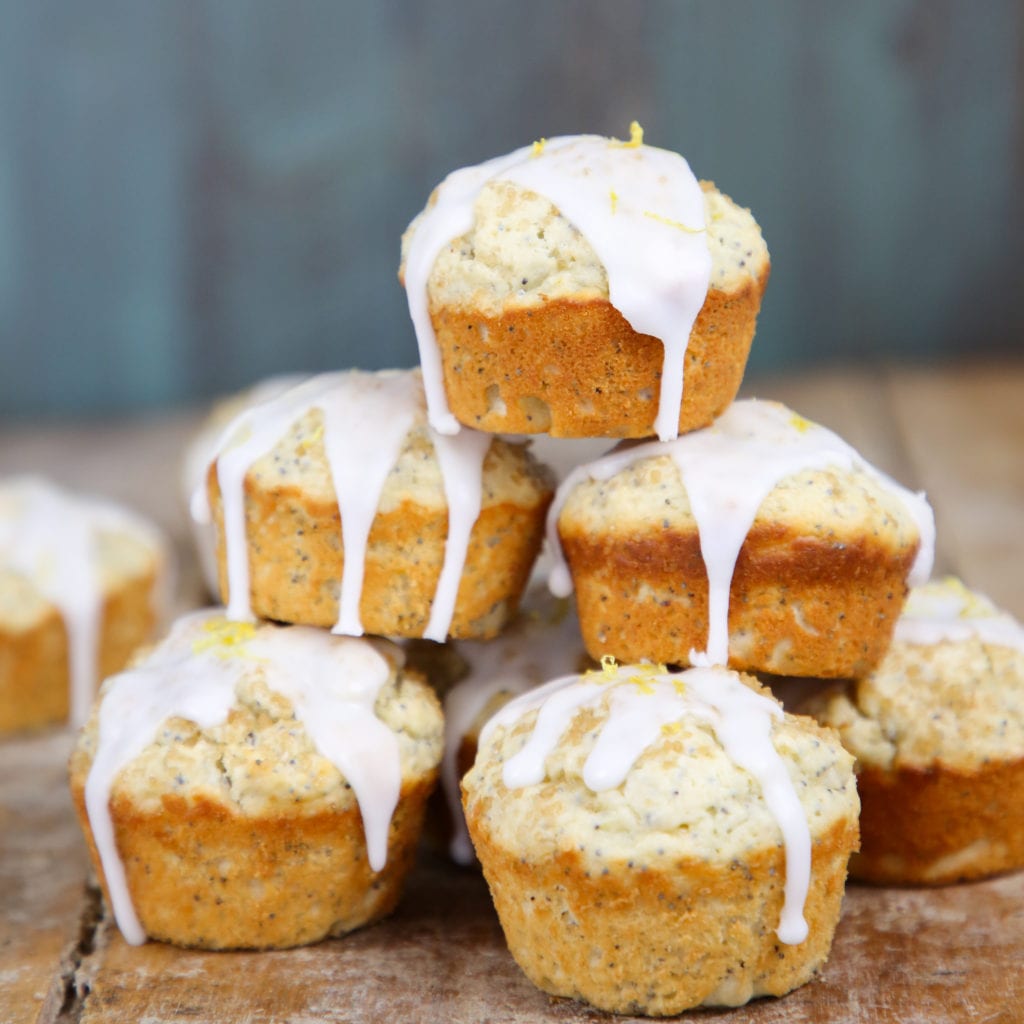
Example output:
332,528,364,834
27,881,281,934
84,611,405,945
895,577,1024,652
403,124,712,442
0,476,166,727
480,661,813,944
191,369,491,642
548,400,936,667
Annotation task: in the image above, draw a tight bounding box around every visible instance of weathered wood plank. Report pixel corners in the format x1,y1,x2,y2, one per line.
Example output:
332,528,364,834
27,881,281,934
68,858,1024,1024
0,731,90,1024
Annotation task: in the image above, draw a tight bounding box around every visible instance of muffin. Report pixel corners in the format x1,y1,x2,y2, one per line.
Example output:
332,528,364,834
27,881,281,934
802,577,1024,884
0,476,169,732
549,399,935,678
192,368,555,641
427,586,590,864
400,124,768,441
69,611,444,949
462,662,859,1015
181,374,308,597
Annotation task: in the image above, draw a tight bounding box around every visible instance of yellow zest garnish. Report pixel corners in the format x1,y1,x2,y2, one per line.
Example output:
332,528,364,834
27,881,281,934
610,189,619,214
662,721,683,736
531,137,547,157
600,654,619,680
672,677,688,698
192,618,257,659
629,673,656,695
938,577,991,619
635,661,666,676
643,210,705,234
611,120,645,149
788,413,813,434
296,423,324,456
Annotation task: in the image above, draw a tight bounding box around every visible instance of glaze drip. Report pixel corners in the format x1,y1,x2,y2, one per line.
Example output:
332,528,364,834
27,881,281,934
547,400,935,666
403,131,711,441
182,374,309,597
481,663,812,945
0,476,165,727
441,591,584,863
190,369,490,642
83,611,402,945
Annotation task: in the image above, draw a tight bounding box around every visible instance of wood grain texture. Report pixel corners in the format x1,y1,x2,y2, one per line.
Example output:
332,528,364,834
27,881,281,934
20,844,1024,1024
0,732,90,1024
0,360,1022,1022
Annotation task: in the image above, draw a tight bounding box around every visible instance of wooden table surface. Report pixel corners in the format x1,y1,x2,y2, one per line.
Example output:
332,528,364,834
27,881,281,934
2,361,1023,1024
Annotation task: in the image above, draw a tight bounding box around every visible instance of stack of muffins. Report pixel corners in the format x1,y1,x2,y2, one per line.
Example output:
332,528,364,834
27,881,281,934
396,125,930,1014
66,124,1024,1015
69,366,555,949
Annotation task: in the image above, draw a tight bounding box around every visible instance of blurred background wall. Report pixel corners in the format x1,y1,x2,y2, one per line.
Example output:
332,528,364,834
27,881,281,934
0,0,1021,419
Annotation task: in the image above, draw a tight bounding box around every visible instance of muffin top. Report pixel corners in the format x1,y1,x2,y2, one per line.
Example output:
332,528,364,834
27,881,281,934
71,610,444,944
803,578,1024,773
465,661,857,946
402,180,766,313
192,368,553,641
0,475,168,725
400,125,762,442
549,399,935,665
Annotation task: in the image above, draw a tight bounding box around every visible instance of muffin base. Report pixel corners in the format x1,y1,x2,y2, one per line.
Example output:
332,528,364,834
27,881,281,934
430,269,767,438
0,571,158,733
852,758,1024,885
561,521,917,678
209,475,550,641
71,775,436,950
467,810,857,1016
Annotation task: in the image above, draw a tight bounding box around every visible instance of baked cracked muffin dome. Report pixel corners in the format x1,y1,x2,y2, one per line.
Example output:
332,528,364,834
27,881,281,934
69,611,444,949
400,123,768,441
802,577,1024,884
549,399,935,678
0,476,169,732
192,368,554,641
462,662,859,1015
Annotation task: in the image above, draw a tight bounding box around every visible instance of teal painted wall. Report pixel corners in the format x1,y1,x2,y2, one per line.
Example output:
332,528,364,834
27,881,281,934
1,0,1021,418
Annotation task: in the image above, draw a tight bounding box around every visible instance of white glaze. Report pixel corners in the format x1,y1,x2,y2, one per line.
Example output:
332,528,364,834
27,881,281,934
547,400,936,666
895,579,1024,653
481,663,812,945
190,369,490,642
0,476,166,727
181,374,309,596
403,132,711,442
441,591,584,864
83,610,403,946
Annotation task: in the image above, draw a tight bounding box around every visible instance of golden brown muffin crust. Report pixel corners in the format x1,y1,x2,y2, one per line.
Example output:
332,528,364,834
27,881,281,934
0,565,159,733
428,265,767,438
561,519,917,677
